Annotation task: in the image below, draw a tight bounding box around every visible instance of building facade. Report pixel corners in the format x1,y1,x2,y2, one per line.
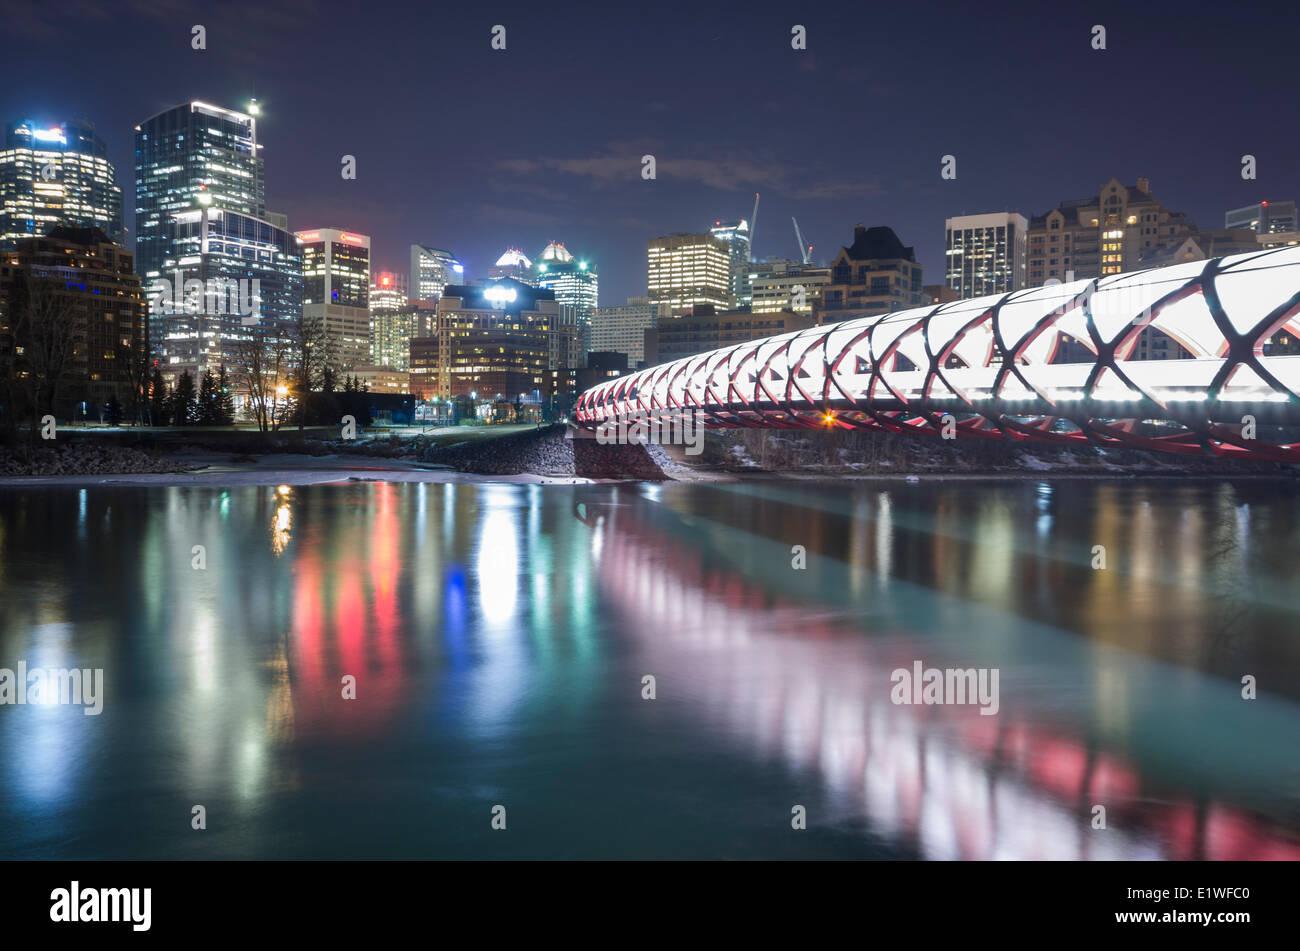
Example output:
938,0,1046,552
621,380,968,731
488,248,535,285
1,119,123,248
647,233,732,317
1226,200,1297,235
923,284,961,305
408,279,579,414
135,101,300,384
816,225,924,323
535,241,598,352
751,266,830,315
944,212,1027,298
351,364,409,395
370,272,411,369
646,305,816,364
1026,177,1195,286
296,228,370,370
0,226,146,419
591,296,660,369
709,217,751,305
410,244,462,299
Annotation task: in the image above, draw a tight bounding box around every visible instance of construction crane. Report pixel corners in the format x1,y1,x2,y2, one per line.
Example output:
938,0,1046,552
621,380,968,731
792,217,813,265
748,193,760,261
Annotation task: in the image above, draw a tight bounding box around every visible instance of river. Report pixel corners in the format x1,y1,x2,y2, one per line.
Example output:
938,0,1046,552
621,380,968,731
0,478,1297,859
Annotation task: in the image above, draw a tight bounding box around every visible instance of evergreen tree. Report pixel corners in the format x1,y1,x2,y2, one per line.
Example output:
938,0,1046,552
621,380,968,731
148,368,167,426
171,370,197,426
216,367,236,425
196,370,218,425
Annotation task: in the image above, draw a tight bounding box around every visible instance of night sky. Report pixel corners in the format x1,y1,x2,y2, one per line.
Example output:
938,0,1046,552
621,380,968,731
2,0,1297,304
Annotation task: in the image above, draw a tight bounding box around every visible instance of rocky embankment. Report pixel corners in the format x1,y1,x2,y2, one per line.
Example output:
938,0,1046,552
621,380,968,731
416,425,669,479
3,424,1292,480
0,444,200,477
681,428,1295,477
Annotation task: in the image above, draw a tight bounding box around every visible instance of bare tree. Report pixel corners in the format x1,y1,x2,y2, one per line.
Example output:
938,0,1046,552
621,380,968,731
10,270,79,441
120,336,151,427
232,328,293,433
292,311,334,430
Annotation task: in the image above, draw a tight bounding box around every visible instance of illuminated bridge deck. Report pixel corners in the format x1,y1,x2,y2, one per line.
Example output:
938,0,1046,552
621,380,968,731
576,247,1300,461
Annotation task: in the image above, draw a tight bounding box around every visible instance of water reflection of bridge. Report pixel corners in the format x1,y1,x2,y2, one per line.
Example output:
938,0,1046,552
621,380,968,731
578,248,1300,461
582,491,1300,860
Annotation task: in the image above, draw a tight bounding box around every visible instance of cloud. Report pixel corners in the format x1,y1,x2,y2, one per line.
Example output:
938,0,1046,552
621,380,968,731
498,148,880,201
472,203,569,229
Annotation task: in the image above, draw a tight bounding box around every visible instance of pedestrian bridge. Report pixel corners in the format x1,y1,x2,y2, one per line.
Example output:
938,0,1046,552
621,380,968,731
575,246,1300,461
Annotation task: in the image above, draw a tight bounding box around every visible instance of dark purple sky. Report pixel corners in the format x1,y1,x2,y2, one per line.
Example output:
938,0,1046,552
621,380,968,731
3,0,1297,303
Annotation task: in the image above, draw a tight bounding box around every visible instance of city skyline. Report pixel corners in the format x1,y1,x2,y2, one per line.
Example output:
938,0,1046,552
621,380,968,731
3,0,1297,305
4,0,1300,899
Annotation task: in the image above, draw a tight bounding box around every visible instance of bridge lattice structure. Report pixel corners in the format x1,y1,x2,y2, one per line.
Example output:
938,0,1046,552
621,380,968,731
575,247,1300,461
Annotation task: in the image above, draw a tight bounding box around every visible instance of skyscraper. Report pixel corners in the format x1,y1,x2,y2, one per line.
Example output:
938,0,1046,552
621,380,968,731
370,271,406,313
945,212,1028,299
136,101,265,281
135,101,300,384
489,248,535,285
535,241,598,352
370,272,413,369
709,218,751,305
647,233,731,317
0,119,123,247
296,228,371,370
410,244,462,300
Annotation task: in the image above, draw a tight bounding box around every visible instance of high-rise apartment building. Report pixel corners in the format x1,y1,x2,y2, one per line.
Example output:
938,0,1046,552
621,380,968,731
0,119,123,247
296,228,370,370
647,233,731,317
1026,178,1194,285
370,272,411,369
370,271,406,314
944,212,1028,298
410,244,462,299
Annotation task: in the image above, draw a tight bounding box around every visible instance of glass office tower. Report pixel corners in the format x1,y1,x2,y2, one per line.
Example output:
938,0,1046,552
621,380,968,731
536,241,598,354
0,118,123,247
135,101,300,382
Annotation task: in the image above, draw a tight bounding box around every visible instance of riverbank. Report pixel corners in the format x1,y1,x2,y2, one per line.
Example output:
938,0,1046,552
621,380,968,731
0,423,1294,485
